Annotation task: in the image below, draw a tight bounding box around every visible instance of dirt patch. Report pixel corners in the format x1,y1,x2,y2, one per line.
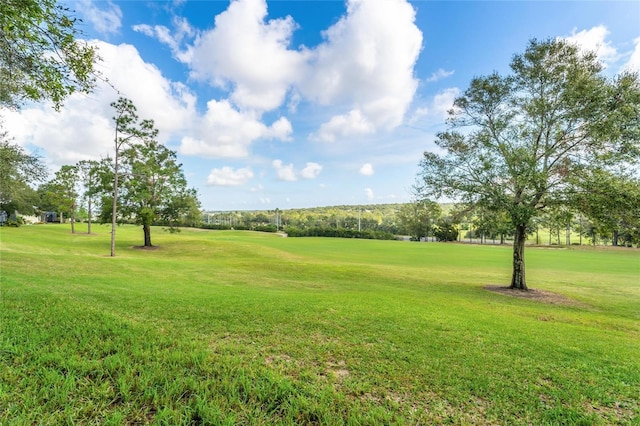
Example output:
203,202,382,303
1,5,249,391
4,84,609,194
484,285,584,307
132,245,161,250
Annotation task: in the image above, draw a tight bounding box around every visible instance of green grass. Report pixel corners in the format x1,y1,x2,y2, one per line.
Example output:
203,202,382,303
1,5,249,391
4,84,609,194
1,224,639,425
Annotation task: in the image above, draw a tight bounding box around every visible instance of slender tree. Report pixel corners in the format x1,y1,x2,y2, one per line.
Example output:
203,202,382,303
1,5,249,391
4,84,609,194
76,160,100,234
109,98,157,256
416,39,640,290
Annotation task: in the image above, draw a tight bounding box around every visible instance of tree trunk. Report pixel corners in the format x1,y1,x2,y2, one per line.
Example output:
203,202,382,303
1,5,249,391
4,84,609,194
612,230,619,247
87,196,92,235
143,224,152,247
510,224,527,290
111,153,118,257
70,209,75,234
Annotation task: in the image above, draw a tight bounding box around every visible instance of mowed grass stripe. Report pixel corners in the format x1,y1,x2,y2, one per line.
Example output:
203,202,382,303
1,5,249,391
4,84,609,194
1,224,639,424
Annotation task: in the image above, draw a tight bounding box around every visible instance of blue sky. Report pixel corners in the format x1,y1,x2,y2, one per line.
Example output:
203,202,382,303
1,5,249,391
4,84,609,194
4,0,639,211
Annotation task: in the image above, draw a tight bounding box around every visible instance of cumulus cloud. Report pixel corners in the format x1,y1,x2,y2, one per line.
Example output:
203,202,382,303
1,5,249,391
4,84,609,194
426,68,454,83
183,0,304,111
157,0,423,142
207,166,254,186
359,163,374,176
311,109,374,142
364,187,374,201
301,0,422,140
77,0,122,35
562,25,619,67
2,40,196,167
300,162,323,179
179,100,292,158
272,159,297,181
271,159,321,181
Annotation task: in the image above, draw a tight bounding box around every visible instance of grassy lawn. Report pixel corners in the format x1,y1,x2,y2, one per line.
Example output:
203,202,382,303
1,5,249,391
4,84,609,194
1,224,639,425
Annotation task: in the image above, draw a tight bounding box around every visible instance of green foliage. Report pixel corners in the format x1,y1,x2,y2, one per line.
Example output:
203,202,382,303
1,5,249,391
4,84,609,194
0,126,47,214
416,38,640,288
285,227,396,240
397,199,441,240
0,0,98,109
433,218,459,242
571,169,640,247
1,225,639,424
3,217,25,227
39,164,79,231
203,204,408,235
118,138,199,246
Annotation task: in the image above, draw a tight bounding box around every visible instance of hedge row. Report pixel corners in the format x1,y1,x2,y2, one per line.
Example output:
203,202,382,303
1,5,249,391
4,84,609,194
197,223,278,233
285,227,396,240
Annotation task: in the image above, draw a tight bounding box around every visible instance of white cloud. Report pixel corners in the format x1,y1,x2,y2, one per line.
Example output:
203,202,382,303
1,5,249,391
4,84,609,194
300,162,323,179
623,37,640,72
408,88,460,125
272,159,297,181
267,117,294,141
2,40,196,167
250,183,264,192
432,88,460,120
364,187,374,201
408,107,429,124
426,68,454,83
207,166,254,186
359,163,374,176
183,0,304,111
77,0,122,35
311,109,374,142
260,197,271,204
270,159,321,180
179,100,292,158
301,0,422,140
173,0,422,142
562,25,619,67
132,17,195,59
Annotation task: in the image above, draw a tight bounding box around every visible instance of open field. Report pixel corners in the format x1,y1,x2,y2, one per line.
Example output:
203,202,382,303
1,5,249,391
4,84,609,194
1,224,639,425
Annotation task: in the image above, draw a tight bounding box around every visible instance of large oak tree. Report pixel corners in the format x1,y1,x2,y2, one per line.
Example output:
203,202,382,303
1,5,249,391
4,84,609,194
416,39,640,290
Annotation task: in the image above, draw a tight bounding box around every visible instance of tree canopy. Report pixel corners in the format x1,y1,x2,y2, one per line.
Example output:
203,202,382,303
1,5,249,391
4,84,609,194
118,138,199,247
416,38,640,290
0,127,47,214
0,0,98,110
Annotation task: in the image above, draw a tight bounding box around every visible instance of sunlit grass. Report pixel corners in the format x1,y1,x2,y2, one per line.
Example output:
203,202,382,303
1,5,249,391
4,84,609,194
1,224,638,424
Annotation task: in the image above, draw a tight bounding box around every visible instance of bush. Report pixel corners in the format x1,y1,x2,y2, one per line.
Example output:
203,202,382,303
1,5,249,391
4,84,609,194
434,221,458,242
